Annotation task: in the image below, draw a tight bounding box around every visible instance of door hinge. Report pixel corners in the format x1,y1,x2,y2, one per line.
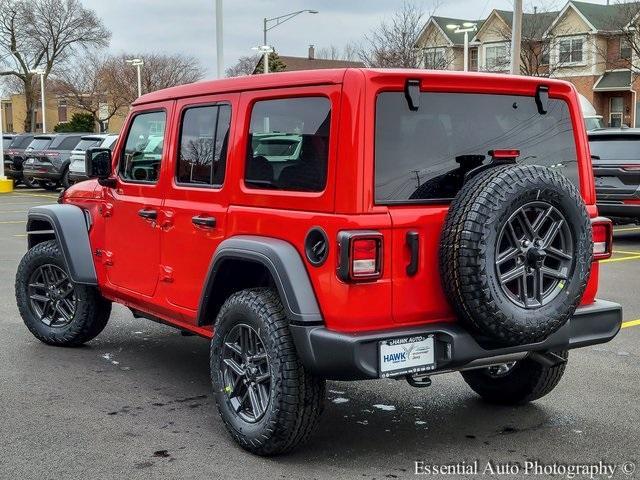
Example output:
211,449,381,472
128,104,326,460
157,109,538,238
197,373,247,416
100,250,114,266
99,203,114,217
160,265,174,283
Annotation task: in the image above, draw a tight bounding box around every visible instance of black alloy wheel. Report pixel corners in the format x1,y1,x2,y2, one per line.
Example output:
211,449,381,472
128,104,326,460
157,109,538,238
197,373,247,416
220,323,272,423
27,263,77,328
496,201,574,309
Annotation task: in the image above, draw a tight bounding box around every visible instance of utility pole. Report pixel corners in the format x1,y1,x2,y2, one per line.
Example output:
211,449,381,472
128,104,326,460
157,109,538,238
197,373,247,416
510,0,523,75
216,0,224,78
30,69,46,133
126,59,145,97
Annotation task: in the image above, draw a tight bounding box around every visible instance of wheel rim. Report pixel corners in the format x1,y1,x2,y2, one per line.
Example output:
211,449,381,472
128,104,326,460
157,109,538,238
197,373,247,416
220,324,271,423
28,264,77,328
495,201,574,309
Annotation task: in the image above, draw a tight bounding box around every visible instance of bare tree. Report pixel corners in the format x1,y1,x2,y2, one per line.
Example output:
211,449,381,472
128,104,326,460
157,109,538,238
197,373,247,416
55,53,130,131
359,1,438,68
0,0,110,132
102,53,205,105
316,43,360,62
226,55,260,77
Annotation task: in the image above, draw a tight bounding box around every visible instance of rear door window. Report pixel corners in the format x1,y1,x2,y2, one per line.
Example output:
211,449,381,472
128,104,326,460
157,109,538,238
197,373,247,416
51,136,83,150
177,104,231,186
245,97,331,192
375,92,579,203
27,138,53,151
11,136,34,149
74,138,103,151
119,111,166,183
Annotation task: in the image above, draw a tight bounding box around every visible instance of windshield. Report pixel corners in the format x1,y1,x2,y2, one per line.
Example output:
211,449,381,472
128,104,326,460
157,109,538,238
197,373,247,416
589,138,640,161
585,117,604,131
74,139,103,151
27,138,54,151
375,92,579,203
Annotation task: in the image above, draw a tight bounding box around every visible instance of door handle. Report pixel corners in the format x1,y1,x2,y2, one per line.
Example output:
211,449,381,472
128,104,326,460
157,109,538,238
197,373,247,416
138,208,158,220
192,215,217,228
406,231,419,276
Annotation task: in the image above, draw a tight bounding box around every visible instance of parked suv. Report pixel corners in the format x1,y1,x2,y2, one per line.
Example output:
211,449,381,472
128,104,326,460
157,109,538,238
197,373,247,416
67,134,117,186
589,128,640,223
3,133,35,186
22,133,87,190
15,70,622,456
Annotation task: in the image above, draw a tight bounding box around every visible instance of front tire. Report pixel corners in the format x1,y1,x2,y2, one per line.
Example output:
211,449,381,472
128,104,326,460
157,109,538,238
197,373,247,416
15,240,111,346
210,288,325,456
461,351,568,405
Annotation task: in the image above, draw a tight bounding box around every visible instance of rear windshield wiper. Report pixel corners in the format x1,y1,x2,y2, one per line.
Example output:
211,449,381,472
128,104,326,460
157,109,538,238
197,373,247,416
591,154,601,160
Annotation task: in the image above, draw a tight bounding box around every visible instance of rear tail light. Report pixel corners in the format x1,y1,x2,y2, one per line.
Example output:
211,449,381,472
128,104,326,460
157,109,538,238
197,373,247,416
44,151,60,158
622,165,640,171
591,217,613,260
623,199,640,205
337,231,383,282
489,149,520,160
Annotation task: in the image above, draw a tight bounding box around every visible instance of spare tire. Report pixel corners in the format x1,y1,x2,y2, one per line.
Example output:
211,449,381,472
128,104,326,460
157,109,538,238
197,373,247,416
440,164,592,346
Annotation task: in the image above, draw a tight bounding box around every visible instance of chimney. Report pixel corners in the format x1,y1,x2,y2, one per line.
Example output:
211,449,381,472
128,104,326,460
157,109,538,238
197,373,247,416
308,44,315,60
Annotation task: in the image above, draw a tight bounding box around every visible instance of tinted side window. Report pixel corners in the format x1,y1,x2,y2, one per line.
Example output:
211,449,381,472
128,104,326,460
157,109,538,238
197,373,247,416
54,137,83,150
245,97,330,192
177,104,231,186
375,92,579,203
119,111,166,183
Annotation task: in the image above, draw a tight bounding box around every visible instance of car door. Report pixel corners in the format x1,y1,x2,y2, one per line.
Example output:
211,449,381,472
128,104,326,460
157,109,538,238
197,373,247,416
103,104,173,297
160,94,236,313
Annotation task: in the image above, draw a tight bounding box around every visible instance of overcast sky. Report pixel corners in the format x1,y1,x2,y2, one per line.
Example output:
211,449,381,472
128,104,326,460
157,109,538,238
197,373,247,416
82,0,612,78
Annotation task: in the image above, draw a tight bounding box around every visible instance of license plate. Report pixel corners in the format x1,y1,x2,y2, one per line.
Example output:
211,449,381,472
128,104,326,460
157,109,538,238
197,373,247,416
379,335,435,378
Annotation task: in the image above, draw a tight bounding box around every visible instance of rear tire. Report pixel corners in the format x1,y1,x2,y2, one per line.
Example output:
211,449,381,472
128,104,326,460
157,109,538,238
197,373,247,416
22,176,37,188
61,169,70,189
461,351,568,405
15,240,111,346
39,180,60,191
210,288,325,456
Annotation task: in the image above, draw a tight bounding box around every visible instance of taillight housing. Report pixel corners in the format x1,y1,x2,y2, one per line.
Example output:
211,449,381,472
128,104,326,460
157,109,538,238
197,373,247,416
591,217,613,260
337,231,383,282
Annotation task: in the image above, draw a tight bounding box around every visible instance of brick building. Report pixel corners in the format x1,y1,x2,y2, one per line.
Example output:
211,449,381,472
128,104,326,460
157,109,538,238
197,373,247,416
416,1,640,127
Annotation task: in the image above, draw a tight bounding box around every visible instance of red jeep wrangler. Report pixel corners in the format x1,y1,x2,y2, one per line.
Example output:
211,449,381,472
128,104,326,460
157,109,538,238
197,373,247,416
15,69,622,455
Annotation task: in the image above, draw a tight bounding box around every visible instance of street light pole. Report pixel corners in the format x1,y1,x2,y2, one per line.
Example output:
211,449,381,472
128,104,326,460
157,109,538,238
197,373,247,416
0,98,5,179
510,0,523,75
261,9,319,74
446,23,477,72
30,69,46,133
216,0,224,78
126,59,145,97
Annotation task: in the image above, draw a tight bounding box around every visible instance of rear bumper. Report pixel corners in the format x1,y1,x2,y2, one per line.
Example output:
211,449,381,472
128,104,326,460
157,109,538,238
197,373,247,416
22,164,63,182
597,202,640,220
290,299,622,380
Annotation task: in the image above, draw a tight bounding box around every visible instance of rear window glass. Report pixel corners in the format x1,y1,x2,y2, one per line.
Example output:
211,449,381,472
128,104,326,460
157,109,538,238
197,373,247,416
589,138,639,161
51,136,83,150
75,139,103,151
10,135,34,149
375,92,579,203
27,138,53,150
245,97,331,192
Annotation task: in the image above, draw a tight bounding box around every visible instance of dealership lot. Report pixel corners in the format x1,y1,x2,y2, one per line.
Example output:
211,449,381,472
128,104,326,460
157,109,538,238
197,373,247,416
0,188,638,480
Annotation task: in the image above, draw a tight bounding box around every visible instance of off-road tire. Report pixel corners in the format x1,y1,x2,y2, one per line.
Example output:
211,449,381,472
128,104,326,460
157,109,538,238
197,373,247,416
61,169,70,189
210,288,325,456
440,164,592,346
461,351,568,404
15,240,111,346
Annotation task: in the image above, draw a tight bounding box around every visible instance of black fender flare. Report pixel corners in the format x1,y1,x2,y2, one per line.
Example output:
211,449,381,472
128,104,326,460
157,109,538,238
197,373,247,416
197,236,323,326
27,205,97,285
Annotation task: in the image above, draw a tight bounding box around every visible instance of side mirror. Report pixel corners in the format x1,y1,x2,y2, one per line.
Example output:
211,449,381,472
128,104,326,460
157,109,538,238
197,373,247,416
85,148,114,185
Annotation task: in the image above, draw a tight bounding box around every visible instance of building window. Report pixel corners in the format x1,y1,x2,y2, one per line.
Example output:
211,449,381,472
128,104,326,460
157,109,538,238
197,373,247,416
558,36,584,64
620,37,632,60
469,48,478,70
424,47,447,69
484,43,509,71
57,99,68,123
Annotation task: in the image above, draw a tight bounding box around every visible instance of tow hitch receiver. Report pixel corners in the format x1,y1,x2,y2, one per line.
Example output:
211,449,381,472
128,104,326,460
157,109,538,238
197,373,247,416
407,373,432,388
529,351,567,368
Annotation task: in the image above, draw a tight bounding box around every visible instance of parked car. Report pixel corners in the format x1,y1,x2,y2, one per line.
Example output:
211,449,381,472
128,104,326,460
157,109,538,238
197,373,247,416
67,134,117,186
3,133,35,186
22,133,88,190
579,93,604,131
2,133,15,147
16,70,621,456
589,128,640,223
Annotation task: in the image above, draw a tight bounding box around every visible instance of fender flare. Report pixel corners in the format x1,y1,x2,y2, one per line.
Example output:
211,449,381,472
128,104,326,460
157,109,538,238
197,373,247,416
27,204,97,285
197,236,323,326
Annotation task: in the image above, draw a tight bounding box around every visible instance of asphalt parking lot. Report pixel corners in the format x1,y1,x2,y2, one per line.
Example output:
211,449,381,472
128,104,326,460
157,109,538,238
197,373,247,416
0,187,638,480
